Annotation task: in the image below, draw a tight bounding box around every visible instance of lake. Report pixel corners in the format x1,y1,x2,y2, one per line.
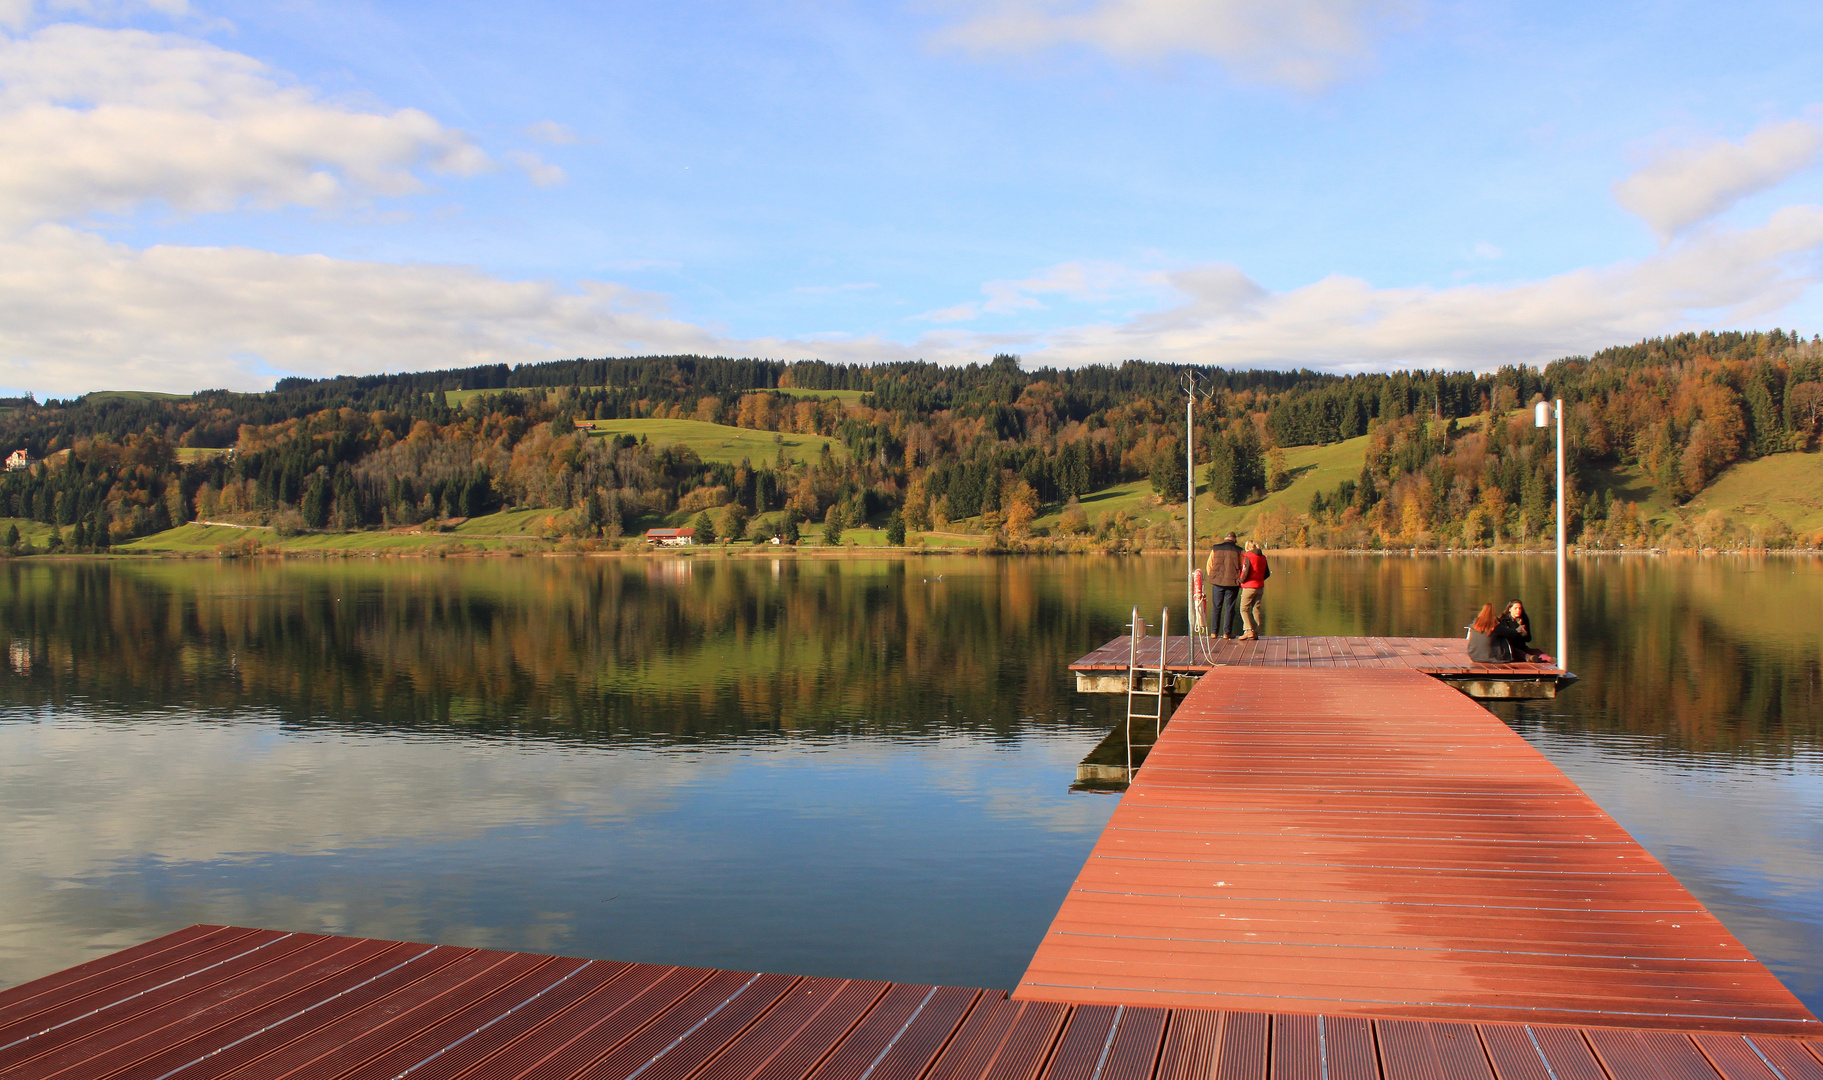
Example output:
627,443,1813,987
1,553,1819,1016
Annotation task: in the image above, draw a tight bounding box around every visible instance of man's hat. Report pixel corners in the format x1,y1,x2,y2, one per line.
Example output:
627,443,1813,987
1222,532,1237,542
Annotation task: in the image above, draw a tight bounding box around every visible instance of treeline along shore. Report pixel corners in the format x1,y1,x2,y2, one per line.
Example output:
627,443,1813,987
2,330,1821,558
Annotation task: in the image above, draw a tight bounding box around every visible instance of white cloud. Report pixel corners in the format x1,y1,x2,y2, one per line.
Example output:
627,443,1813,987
11,208,1821,398
1614,116,1823,240
522,119,579,145
917,259,1169,321
1014,208,1823,369
507,149,566,187
0,25,489,230
932,0,1409,92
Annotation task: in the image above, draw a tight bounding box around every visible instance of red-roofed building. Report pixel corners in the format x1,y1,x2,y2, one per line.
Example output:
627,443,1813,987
644,527,696,547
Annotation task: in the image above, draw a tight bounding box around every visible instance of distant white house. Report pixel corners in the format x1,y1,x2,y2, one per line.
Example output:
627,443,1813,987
5,449,35,472
644,527,696,547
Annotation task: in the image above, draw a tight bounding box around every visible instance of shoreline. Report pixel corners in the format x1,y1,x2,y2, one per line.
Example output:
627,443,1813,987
9,543,1821,562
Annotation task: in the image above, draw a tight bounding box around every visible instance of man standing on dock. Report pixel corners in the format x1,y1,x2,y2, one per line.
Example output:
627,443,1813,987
1205,532,1245,639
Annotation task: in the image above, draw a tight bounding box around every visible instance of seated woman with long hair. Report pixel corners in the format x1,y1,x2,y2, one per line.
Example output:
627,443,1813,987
1500,599,1554,664
1466,602,1529,663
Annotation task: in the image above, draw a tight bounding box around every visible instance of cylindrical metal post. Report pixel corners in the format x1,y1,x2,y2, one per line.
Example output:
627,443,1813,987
1186,394,1195,631
1555,398,1566,671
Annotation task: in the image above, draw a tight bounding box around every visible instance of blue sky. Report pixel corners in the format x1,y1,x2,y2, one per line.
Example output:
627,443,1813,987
2,0,1822,396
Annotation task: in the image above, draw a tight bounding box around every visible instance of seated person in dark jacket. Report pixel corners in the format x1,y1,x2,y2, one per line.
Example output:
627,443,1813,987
1466,603,1528,663
1499,599,1553,664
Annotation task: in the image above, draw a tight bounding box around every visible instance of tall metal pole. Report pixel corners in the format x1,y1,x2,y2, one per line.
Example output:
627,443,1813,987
1537,397,1568,671
1187,391,1196,630
1555,398,1566,671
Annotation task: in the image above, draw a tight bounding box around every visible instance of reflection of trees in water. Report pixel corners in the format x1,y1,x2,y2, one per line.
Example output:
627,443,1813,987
0,559,1130,743
4,555,1815,756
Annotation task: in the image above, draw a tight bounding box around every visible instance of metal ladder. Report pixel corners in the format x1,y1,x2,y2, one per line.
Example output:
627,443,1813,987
1126,606,1169,778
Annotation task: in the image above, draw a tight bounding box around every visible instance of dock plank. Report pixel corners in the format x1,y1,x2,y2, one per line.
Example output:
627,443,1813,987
3,927,1819,1079
1016,667,1818,1035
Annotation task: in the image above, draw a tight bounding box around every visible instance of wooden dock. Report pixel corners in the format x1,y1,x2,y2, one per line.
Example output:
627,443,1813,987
1069,636,1575,700
5,923,1821,1080
1019,667,1820,1036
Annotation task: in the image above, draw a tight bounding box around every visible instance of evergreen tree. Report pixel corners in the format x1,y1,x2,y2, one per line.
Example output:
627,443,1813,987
781,515,800,545
691,509,717,545
885,510,906,546
821,505,844,545
1205,433,1239,505
1149,441,1187,502
3,523,18,552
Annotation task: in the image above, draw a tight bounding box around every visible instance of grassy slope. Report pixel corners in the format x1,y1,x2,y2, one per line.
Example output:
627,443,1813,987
1679,451,1823,533
774,387,868,404
1191,435,1371,542
443,386,607,407
0,518,58,546
575,418,841,465
1027,435,1371,541
83,390,188,402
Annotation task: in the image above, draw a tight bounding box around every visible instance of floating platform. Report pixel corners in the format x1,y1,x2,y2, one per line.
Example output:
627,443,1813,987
5,923,1822,1080
1020,667,1821,1037
1070,635,1575,700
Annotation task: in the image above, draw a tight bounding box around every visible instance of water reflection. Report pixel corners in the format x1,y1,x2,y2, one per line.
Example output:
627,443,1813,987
1,554,1819,1014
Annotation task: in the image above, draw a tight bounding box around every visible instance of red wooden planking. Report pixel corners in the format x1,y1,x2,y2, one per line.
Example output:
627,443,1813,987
415,959,634,1080
1586,1028,1723,1080
0,926,281,1043
483,965,716,1080
1748,1037,1823,1080
1693,1033,1787,1080
1097,1007,1167,1080
1375,1019,1494,1080
155,944,477,1080
1322,1015,1379,1080
975,1001,1071,1080
26,935,406,1080
1016,667,1819,1035
444,963,699,1080
0,930,326,1074
276,948,551,1080
0,924,238,1030
560,969,786,1080
697,979,887,1080
1037,1005,1120,1080
1271,1014,1320,1080
1212,1011,1268,1080
333,953,585,1080
616,972,802,1080
858,987,983,1080
19,928,1823,1080
805,983,952,1080
1154,1009,1221,1080
924,998,1026,1080
1480,1025,1607,1080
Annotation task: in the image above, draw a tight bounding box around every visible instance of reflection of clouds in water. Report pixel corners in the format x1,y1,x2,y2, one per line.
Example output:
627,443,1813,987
0,710,1114,991
1522,732,1823,1010
0,711,693,986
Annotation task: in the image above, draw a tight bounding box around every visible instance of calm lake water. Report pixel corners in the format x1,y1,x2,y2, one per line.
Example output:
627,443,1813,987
2,554,1820,1014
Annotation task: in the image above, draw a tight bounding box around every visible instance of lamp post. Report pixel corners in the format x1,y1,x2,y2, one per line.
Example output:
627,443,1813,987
1535,398,1566,670
1182,371,1212,637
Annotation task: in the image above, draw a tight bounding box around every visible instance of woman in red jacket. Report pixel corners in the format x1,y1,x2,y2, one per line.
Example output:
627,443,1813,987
1237,540,1270,641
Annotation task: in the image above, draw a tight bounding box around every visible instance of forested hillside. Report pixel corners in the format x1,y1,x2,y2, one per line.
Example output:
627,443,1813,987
2,330,1820,555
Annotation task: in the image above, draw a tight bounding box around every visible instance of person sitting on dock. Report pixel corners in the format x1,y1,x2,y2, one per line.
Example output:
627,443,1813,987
1237,539,1270,640
1466,603,1529,663
1205,532,1245,639
1501,599,1555,665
